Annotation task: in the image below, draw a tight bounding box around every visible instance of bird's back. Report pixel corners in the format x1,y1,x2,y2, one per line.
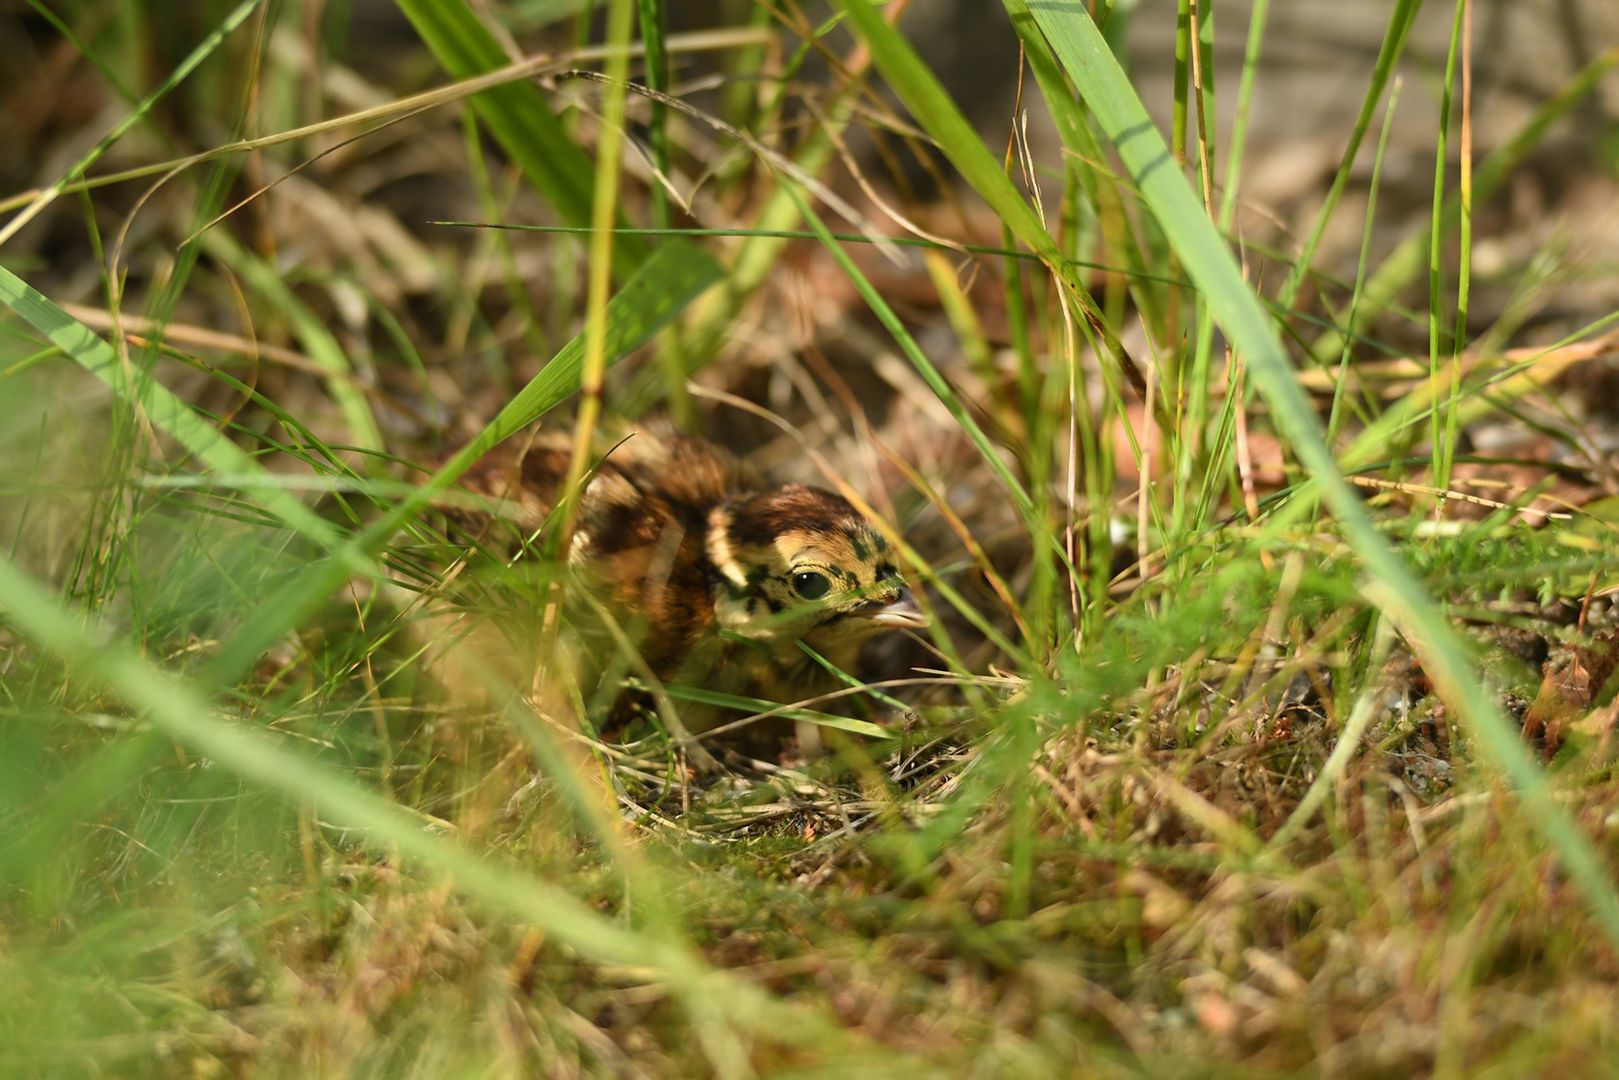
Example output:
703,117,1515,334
447,425,761,679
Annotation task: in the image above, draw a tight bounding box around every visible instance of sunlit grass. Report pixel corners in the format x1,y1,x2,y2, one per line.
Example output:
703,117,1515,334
3,0,1619,1074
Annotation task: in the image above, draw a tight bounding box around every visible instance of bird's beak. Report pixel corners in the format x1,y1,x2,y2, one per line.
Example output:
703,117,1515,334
858,588,928,630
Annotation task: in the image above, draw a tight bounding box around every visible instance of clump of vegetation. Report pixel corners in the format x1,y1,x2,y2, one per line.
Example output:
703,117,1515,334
3,0,1619,1074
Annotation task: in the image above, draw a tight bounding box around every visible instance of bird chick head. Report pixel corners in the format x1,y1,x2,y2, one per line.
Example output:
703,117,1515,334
707,483,925,656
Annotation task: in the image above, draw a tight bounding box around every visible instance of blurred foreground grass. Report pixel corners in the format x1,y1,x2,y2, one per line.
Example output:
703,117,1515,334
4,0,1619,1073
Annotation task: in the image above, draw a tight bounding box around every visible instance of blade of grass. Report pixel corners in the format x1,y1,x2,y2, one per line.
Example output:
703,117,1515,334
829,0,1144,403
790,189,1041,662
198,238,722,689
0,552,867,1070
637,0,671,234
663,685,890,740
432,222,1183,283
634,0,690,423
1008,6,1162,333
0,0,266,250
1430,0,1472,492
396,0,647,280
198,230,383,453
540,0,648,755
1326,79,1404,451
1310,46,1619,361
0,263,357,562
1274,0,1422,313
1023,0,1619,945
1178,0,1269,537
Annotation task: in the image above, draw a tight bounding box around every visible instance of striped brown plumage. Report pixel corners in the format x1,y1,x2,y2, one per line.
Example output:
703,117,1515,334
434,425,924,752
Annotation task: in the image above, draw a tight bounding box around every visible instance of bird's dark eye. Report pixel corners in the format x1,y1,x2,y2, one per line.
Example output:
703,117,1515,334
791,571,831,599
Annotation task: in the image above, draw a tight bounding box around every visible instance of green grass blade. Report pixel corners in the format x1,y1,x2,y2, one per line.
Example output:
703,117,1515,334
1024,0,1619,946
0,552,855,1067
199,238,723,688
1275,0,1421,311
661,684,889,739
1008,6,1160,333
0,263,356,562
0,0,265,249
637,0,671,233
830,0,1137,394
1311,47,1619,362
1429,0,1469,492
396,0,647,278
199,231,383,452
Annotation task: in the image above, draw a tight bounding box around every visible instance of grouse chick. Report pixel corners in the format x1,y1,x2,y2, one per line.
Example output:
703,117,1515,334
443,425,925,751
